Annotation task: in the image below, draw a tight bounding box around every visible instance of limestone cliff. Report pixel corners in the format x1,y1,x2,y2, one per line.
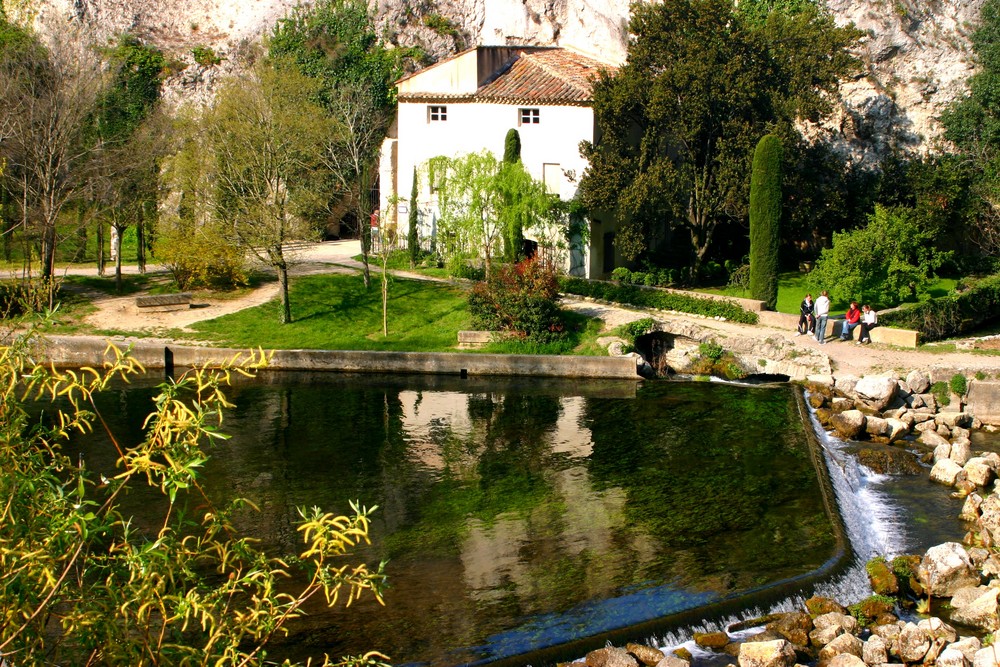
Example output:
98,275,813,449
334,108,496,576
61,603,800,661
8,0,987,159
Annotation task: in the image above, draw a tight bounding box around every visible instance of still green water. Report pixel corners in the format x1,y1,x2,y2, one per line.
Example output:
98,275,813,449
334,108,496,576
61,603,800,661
73,373,838,666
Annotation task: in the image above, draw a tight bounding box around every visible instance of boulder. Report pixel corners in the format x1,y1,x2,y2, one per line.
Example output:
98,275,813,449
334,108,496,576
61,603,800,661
693,632,731,649
862,635,888,665
907,370,931,394
896,621,930,663
921,429,952,448
818,633,863,663
805,597,846,617
934,443,954,462
949,586,1000,631
979,494,1000,545
952,440,973,465
627,643,665,666
952,637,984,664
767,612,813,647
738,640,796,667
974,644,1000,667
965,458,995,488
832,410,866,440
835,375,860,397
810,613,857,646
917,616,958,643
865,415,890,437
823,655,865,667
856,448,923,475
885,418,910,442
831,397,854,413
918,543,980,596
653,657,690,667
938,646,970,667
855,376,899,411
587,647,639,667
961,493,985,522
938,412,974,429
930,458,966,486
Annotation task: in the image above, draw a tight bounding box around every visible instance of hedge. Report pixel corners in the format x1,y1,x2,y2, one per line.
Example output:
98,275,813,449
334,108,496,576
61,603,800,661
879,273,1000,341
559,277,759,324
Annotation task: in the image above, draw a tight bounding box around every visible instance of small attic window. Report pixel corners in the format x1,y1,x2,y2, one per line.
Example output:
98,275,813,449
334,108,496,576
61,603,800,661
519,108,540,125
428,105,448,122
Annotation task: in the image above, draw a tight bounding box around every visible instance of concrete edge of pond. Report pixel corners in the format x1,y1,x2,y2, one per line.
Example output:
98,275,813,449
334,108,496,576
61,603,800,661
490,386,855,667
30,334,643,379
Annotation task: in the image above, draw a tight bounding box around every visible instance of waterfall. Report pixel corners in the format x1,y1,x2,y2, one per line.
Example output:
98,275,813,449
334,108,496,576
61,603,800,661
644,394,909,658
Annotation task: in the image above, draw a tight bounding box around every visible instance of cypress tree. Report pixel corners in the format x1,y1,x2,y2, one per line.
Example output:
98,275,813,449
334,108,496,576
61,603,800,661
408,168,419,267
502,128,524,262
749,134,782,310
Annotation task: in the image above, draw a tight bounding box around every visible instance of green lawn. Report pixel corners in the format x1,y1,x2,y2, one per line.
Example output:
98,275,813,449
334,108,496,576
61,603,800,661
188,273,473,351
699,272,959,315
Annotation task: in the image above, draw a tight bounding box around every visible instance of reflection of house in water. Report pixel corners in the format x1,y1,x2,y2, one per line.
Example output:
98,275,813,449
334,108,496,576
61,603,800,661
396,392,652,602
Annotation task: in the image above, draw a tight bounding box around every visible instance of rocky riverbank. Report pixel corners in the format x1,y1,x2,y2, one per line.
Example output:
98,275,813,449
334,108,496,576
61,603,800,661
571,368,1000,667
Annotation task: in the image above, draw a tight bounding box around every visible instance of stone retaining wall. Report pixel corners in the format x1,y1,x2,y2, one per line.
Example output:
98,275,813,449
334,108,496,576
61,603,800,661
32,335,642,379
757,311,920,348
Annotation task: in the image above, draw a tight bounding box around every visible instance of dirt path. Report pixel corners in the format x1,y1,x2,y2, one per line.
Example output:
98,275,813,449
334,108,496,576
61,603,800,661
74,242,1000,378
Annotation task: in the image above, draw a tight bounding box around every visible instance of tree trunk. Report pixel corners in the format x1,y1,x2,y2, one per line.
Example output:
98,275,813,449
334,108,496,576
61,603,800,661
97,222,105,277
137,208,146,273
278,264,292,324
381,260,388,336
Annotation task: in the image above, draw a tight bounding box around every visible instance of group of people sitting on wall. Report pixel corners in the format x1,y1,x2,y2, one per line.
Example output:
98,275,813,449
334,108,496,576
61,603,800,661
795,291,877,345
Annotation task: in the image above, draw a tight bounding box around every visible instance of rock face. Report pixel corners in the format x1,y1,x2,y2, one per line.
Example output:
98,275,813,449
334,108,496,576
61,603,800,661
13,0,987,158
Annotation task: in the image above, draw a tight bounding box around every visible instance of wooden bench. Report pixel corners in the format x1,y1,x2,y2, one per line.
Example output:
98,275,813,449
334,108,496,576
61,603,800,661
135,293,192,313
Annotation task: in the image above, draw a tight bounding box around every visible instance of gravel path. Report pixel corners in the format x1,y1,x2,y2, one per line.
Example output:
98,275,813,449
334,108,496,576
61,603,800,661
71,241,1000,378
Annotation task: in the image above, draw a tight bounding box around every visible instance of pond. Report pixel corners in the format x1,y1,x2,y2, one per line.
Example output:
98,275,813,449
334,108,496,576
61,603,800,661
72,372,843,666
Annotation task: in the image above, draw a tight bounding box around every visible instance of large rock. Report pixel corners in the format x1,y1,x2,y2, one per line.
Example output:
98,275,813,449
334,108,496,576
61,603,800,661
818,633,864,663
738,639,796,667
832,410,866,440
896,621,931,663
627,644,665,666
587,647,640,667
810,613,857,646
930,458,965,486
974,644,1000,667
979,493,1000,545
865,415,890,437
965,458,995,488
951,439,973,465
823,655,866,667
938,646,970,667
918,543,980,597
863,635,888,665
767,611,813,647
855,375,899,411
907,370,931,394
921,429,952,448
856,448,923,475
950,586,1000,631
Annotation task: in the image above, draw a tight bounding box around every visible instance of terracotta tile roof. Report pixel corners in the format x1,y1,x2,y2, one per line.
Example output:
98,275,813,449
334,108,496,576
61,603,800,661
399,48,615,106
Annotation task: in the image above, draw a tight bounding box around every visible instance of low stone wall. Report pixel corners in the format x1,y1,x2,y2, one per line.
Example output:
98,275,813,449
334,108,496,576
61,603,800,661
758,311,920,348
31,335,642,380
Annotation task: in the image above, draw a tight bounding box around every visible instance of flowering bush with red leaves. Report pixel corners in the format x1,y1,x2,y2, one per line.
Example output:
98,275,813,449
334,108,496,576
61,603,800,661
467,258,566,343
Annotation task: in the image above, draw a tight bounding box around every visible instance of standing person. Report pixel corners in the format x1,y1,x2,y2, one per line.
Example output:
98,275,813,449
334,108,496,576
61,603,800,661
814,290,830,344
858,304,878,344
840,301,861,341
796,293,814,336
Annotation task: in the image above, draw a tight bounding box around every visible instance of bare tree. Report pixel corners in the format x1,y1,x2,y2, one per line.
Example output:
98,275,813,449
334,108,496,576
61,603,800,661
324,84,389,289
1,34,107,306
205,63,332,324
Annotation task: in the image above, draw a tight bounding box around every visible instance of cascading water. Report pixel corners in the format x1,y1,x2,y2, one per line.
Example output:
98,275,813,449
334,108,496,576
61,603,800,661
642,393,913,659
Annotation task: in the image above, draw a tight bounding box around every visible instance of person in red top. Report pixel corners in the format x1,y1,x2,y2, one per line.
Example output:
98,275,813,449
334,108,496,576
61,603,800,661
840,301,862,341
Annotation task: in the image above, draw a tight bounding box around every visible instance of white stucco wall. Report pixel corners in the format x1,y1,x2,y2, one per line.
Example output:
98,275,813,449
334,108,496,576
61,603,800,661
384,99,599,274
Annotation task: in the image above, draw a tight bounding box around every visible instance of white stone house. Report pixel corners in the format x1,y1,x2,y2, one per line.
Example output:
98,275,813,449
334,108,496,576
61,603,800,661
378,45,620,278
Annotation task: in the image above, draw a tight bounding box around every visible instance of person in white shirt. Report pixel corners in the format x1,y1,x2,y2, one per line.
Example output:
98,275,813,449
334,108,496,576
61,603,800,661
813,290,831,344
858,304,878,344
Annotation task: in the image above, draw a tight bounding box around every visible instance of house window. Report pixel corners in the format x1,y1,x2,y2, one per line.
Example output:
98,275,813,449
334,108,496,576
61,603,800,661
519,108,540,125
428,105,447,122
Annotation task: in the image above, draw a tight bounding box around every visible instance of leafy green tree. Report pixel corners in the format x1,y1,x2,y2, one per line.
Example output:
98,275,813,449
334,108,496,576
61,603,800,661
0,334,388,666
408,167,419,267
806,205,952,306
749,134,782,308
205,62,332,323
503,127,521,163
579,0,860,278
429,151,552,274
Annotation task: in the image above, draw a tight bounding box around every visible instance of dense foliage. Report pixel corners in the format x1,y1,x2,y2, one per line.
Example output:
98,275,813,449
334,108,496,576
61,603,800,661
749,134,782,309
880,273,1000,341
468,258,566,342
806,205,951,307
559,277,759,323
579,0,860,275
0,336,388,665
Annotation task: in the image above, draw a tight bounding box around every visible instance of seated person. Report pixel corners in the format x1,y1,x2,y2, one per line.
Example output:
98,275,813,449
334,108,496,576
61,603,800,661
840,301,861,341
858,304,877,344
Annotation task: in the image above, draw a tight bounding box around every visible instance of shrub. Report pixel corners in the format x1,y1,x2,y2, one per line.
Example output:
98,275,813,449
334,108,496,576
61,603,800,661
950,373,968,396
155,221,248,290
0,338,388,664
559,276,759,324
931,381,951,407
468,258,566,343
749,134,782,309
618,317,657,343
880,273,1000,341
191,45,222,67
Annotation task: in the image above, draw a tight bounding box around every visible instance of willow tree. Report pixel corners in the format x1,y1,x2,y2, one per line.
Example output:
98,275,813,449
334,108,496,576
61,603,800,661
579,0,861,278
205,63,331,324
